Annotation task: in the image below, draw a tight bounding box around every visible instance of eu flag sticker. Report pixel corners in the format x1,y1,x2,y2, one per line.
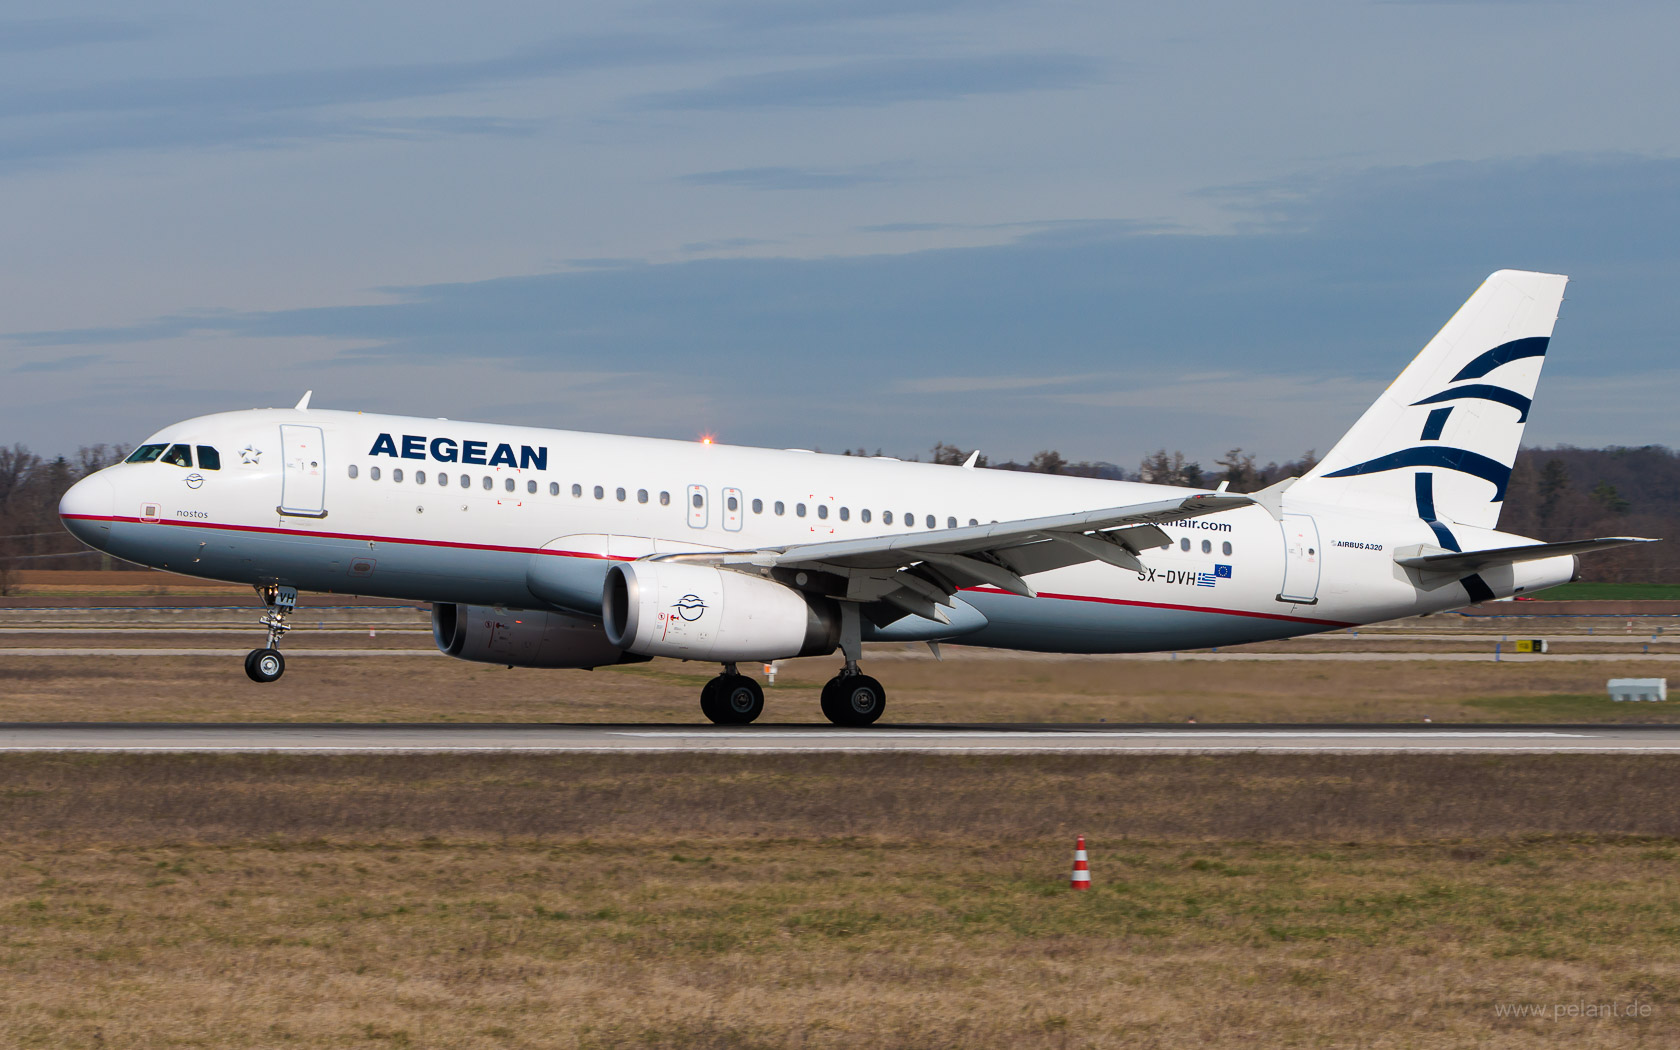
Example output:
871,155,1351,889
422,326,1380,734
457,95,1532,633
1214,564,1233,578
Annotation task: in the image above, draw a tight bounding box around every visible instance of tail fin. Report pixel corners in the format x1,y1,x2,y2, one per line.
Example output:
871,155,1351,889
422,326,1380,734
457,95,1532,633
1289,269,1567,533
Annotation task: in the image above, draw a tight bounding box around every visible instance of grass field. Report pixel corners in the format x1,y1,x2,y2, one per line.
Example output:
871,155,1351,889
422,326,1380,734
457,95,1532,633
1,753,1676,1048
3,650,1679,723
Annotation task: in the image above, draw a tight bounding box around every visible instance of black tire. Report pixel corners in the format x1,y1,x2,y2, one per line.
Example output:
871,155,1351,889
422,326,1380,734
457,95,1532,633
244,648,285,683
700,674,763,725
820,674,885,726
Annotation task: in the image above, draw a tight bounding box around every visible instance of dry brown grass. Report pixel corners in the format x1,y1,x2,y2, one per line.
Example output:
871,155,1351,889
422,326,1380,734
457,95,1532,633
2,754,1679,1048
3,649,1678,723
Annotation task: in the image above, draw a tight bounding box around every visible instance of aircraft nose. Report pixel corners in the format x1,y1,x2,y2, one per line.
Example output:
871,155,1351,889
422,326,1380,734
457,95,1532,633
59,474,115,549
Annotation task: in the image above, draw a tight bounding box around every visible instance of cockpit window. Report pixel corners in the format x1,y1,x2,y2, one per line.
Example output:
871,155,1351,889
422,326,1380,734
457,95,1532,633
196,446,221,470
160,444,193,468
125,444,168,464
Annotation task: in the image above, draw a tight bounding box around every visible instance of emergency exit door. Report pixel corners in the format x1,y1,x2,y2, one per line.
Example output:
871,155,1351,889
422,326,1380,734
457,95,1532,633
1277,512,1321,604
279,425,327,517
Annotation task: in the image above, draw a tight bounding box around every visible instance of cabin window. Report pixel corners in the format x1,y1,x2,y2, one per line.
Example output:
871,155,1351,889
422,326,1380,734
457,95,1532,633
392,469,404,483
728,495,739,512
691,492,703,509
161,444,193,468
1201,539,1212,554
839,507,849,521
460,474,470,489
905,513,915,528
659,491,670,506
946,516,957,529
816,504,827,519
796,503,806,518
482,476,493,491
1222,541,1233,556
415,471,426,485
861,509,872,523
968,518,978,527
638,489,649,504
883,511,893,524
506,478,516,492
370,466,381,481
550,482,560,496
926,515,936,528
196,447,221,470
527,480,537,494
125,444,168,464
1180,538,1190,551
617,487,627,502
774,501,785,516
347,464,358,479
595,486,605,500
752,498,763,514
573,484,583,497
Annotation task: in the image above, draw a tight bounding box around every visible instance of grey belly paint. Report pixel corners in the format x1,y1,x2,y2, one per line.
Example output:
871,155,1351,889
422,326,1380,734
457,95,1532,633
102,521,1310,653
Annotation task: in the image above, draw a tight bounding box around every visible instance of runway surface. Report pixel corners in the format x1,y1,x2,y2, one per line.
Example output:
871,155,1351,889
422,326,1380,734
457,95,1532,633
5,723,1680,753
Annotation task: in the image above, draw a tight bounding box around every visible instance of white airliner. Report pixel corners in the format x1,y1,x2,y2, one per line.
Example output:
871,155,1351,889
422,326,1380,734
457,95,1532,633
58,270,1652,724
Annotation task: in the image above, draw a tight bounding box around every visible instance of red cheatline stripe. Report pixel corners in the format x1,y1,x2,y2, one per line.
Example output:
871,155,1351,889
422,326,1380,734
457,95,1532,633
62,514,1355,626
961,585,1354,628
60,514,633,562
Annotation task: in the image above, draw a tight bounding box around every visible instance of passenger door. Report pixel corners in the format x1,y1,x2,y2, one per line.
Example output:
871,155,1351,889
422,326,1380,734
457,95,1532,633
279,425,328,517
686,484,708,529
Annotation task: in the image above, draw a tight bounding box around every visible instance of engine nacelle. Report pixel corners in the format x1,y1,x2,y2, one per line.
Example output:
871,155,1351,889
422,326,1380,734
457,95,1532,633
602,561,839,662
432,603,645,669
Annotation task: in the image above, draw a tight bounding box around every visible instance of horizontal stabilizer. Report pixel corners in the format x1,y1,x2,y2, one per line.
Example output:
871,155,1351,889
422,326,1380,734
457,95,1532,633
1395,536,1658,576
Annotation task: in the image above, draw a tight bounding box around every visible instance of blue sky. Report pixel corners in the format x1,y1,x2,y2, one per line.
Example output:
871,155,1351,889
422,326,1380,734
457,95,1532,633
3,1,1677,466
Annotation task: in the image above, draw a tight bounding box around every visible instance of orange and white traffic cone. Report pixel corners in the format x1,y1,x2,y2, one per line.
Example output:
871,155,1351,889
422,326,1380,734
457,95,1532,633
1070,835,1090,891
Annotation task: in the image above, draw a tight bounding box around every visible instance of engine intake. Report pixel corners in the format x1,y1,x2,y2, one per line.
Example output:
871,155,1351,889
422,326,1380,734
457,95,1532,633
602,561,839,662
432,603,645,668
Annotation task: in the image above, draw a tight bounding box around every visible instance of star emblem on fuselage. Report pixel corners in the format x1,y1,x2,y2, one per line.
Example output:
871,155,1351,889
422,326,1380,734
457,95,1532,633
240,446,262,465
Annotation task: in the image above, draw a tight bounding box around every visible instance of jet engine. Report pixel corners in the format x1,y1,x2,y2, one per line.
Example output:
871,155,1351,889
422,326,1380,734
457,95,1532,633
432,603,645,668
602,561,839,662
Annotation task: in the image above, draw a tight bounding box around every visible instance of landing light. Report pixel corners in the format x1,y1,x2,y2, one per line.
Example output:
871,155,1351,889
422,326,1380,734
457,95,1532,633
700,435,715,445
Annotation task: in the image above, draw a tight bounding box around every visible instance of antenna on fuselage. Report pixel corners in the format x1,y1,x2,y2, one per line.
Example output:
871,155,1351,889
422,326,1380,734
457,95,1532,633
294,390,313,411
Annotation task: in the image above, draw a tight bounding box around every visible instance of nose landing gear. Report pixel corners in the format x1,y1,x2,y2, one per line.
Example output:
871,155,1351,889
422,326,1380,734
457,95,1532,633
245,584,296,683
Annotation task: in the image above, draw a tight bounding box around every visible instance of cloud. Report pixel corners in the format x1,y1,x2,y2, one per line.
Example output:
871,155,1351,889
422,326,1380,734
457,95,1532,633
9,153,1677,460
0,17,152,55
680,166,895,190
637,53,1106,110
12,353,101,373
680,237,782,253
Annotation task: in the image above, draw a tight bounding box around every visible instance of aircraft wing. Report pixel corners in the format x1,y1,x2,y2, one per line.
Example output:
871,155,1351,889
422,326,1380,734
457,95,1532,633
655,492,1253,624
1395,536,1658,576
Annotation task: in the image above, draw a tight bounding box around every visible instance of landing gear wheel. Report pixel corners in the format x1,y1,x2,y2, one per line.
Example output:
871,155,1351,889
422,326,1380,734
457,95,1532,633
700,674,764,725
244,648,285,683
820,674,885,726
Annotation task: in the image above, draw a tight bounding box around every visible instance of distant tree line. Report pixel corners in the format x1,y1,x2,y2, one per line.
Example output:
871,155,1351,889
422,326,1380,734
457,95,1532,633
3,441,1675,586
0,444,131,592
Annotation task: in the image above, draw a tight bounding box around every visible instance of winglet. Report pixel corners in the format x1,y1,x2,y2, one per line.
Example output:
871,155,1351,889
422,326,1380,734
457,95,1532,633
295,390,313,411
962,450,980,470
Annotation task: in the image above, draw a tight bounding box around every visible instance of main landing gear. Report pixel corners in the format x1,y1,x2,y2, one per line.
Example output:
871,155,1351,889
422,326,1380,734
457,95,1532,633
245,584,296,684
700,664,765,724
819,602,885,726
694,604,889,727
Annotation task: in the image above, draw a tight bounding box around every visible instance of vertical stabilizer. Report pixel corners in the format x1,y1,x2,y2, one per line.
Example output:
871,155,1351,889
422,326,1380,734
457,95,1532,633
1289,270,1567,535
